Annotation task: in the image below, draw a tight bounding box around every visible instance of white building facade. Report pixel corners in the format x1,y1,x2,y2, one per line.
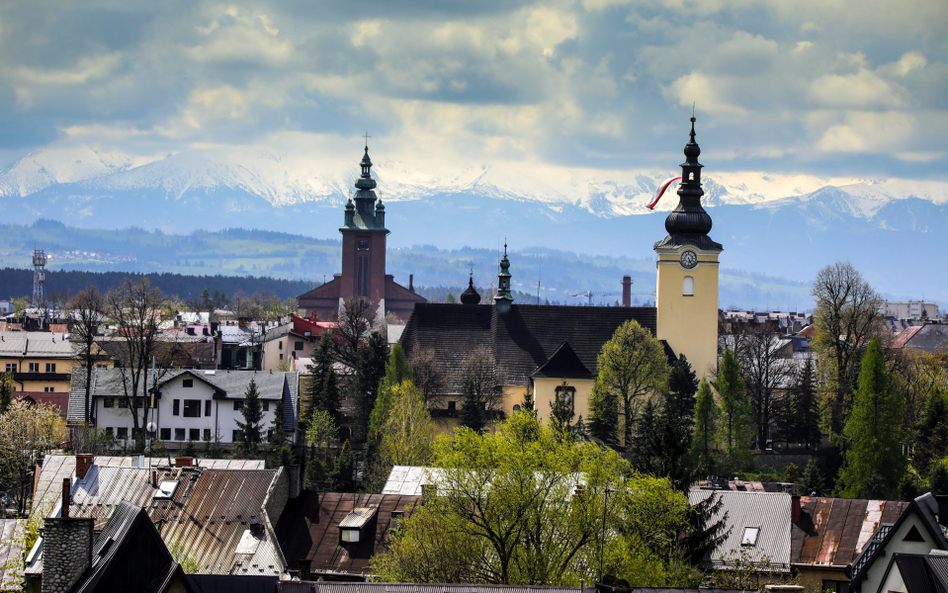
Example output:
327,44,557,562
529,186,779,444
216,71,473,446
69,368,298,448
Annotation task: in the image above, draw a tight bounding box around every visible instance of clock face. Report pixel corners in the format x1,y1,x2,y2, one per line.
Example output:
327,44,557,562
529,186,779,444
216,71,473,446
680,250,697,269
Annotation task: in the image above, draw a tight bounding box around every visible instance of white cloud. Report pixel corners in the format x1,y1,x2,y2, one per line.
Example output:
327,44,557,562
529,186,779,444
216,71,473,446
810,69,904,108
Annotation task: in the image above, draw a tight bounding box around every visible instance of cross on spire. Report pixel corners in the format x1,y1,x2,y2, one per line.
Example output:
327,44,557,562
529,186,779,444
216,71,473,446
363,132,371,149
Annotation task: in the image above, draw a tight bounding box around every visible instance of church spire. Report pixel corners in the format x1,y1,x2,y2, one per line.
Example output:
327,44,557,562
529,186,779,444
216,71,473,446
494,242,513,313
341,138,388,233
654,116,722,251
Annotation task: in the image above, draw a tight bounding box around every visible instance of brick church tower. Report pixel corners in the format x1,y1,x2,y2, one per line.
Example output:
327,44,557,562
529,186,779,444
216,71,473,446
298,143,426,322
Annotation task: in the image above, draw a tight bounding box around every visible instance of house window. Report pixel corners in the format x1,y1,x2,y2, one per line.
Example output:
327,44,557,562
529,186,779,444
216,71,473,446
741,527,760,546
46,363,56,373
233,429,242,442
263,401,269,412
189,428,200,441
105,427,113,437
118,398,128,408
447,400,456,412
183,400,201,418
44,386,55,392
175,428,185,441
4,363,15,373
172,399,180,416
554,385,576,415
278,341,283,350
203,429,211,441
234,401,241,411
357,238,370,250
267,428,273,441
160,428,171,441
117,427,128,439
104,397,114,408
295,341,304,351
28,362,40,373
683,276,694,296
183,379,193,388
204,400,212,416
279,353,283,361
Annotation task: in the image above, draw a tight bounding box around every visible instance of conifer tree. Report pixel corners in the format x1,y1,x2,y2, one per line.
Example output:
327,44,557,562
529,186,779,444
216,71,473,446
588,384,619,444
351,331,389,441
549,381,577,435
0,373,13,414
915,389,948,474
460,377,487,433
235,378,264,458
791,358,821,450
797,458,824,496
837,339,906,499
306,332,342,428
268,398,293,468
668,354,698,420
368,345,413,449
693,379,718,474
714,349,752,469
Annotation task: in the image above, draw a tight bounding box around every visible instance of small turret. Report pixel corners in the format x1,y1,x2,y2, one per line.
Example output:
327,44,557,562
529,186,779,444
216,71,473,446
460,272,481,305
494,243,514,314
340,138,388,233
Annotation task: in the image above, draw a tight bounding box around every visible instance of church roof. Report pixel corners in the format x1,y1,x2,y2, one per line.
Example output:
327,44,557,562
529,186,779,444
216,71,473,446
531,341,592,380
399,303,659,392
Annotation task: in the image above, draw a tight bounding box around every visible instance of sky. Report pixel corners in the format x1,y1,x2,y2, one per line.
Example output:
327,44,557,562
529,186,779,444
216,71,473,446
1,0,947,178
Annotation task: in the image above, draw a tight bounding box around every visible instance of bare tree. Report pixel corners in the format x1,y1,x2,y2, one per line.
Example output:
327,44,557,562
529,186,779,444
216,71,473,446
106,278,172,451
460,346,503,416
732,324,795,450
811,262,884,435
333,296,375,369
68,287,107,424
409,347,445,402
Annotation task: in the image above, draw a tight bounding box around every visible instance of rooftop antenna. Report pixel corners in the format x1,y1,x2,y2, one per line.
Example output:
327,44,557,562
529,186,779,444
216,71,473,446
537,256,542,305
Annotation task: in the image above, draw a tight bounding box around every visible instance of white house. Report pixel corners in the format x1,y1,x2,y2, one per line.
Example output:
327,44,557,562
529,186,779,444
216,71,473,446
67,368,299,447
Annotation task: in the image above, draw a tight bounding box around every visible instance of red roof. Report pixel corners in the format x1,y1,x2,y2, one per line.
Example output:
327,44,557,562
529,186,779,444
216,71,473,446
889,324,925,349
14,391,70,418
290,314,338,337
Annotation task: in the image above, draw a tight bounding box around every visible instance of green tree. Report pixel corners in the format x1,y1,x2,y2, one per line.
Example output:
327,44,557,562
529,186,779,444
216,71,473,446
930,459,948,495
589,383,619,444
714,349,752,470
350,331,388,441
371,412,697,586
305,409,353,491
268,398,293,468
837,339,906,499
0,372,13,413
692,379,717,474
380,381,434,467
459,379,487,433
549,381,579,435
445,293,457,304
668,354,699,420
797,458,824,496
915,389,948,474
367,345,414,450
790,358,821,450
593,320,670,446
306,332,342,428
235,378,264,458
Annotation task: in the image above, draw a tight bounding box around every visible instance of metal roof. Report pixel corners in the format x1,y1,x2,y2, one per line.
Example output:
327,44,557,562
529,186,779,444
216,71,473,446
30,455,285,577
381,465,446,496
278,584,748,593
0,519,25,590
0,331,74,357
688,490,792,572
339,508,378,529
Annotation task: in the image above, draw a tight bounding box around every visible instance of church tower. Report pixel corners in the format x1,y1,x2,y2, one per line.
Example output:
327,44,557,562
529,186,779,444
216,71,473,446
654,116,722,378
339,142,389,314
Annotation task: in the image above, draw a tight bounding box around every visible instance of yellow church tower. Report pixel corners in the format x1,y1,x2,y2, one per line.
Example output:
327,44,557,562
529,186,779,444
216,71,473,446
654,116,722,379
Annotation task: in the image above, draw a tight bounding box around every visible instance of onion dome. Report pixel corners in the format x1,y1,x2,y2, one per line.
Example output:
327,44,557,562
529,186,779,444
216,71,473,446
460,273,481,305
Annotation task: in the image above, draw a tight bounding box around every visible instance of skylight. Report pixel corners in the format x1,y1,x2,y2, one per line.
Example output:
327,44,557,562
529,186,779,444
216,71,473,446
154,480,178,499
742,526,760,546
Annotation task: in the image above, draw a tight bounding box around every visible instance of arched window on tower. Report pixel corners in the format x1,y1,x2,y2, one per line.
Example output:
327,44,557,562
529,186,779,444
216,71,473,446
683,276,694,296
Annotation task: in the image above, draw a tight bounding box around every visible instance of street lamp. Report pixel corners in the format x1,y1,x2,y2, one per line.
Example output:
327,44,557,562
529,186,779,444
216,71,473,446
146,421,157,483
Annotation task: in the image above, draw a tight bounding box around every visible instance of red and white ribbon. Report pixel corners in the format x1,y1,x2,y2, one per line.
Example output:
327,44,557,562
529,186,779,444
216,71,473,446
647,176,681,210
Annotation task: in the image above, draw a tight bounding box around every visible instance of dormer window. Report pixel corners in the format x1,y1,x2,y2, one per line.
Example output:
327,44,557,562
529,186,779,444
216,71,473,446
741,526,760,546
339,507,378,544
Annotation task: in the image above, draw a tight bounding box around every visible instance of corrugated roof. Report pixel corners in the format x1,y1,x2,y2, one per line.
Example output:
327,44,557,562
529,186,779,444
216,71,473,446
279,584,747,593
0,519,25,590
381,466,446,496
339,508,378,529
275,491,419,574
791,496,909,567
688,490,792,571
30,455,285,577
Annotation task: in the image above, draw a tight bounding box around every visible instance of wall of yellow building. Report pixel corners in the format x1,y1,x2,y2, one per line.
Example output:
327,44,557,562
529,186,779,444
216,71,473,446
531,378,595,424
655,251,720,380
2,356,78,392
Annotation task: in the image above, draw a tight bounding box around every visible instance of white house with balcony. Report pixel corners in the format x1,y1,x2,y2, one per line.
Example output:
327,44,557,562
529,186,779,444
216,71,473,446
67,368,299,448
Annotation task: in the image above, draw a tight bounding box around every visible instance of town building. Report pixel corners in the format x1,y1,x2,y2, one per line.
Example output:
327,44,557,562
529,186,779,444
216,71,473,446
261,313,337,371
399,118,720,428
888,323,948,355
0,331,111,396
67,368,299,447
297,144,426,323
881,300,940,320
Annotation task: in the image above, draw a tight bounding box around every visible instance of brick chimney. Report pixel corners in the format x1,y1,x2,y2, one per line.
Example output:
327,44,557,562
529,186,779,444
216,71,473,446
409,274,415,292
298,558,312,581
75,454,94,481
791,495,801,523
622,276,632,307
43,479,94,593
175,457,194,468
288,464,302,500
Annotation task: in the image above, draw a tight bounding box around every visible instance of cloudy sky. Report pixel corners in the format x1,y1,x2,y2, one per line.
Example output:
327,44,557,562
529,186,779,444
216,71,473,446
1,0,946,178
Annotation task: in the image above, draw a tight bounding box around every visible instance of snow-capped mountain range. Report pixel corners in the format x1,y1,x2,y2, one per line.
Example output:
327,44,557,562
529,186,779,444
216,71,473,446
1,145,946,301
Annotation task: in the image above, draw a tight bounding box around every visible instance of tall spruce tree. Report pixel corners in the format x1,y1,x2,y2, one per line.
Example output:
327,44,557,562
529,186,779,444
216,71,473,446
235,378,264,458
459,377,487,433
268,398,293,468
797,458,824,496
837,339,906,499
693,379,718,474
351,331,389,441
307,332,342,428
791,358,821,450
714,349,752,470
588,384,619,444
668,354,699,420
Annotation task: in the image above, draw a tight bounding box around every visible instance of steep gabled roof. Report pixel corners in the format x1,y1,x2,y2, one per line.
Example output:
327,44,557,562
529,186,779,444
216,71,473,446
531,342,591,380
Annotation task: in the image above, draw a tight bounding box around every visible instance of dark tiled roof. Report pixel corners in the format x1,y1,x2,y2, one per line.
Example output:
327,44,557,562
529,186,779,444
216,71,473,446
275,491,419,575
532,342,591,379
791,496,908,568
892,554,943,593
187,574,280,593
653,234,723,251
399,303,658,392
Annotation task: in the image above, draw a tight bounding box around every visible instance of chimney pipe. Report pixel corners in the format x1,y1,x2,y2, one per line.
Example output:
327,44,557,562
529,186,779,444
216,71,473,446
152,470,158,488
409,274,414,292
175,457,194,468
75,454,94,481
937,495,948,527
61,478,71,518
622,276,632,308
791,495,801,523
